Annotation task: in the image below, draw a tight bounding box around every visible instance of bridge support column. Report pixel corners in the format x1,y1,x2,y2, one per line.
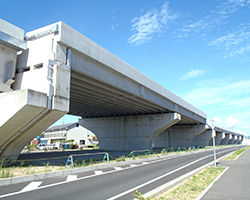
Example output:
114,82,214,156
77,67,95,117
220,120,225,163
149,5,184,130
190,129,213,147
209,132,225,146
0,64,70,162
220,134,232,145
216,132,226,145
238,136,243,144
233,135,239,144
79,113,181,151
153,124,208,149
227,134,234,144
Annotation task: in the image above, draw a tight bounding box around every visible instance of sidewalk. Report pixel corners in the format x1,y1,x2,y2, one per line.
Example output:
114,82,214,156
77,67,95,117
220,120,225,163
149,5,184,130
201,148,250,200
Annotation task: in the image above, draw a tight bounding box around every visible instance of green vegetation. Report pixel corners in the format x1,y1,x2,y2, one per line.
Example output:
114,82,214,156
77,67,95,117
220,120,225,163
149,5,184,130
158,166,226,200
87,144,99,149
115,156,126,162
224,146,250,160
26,144,37,151
0,159,13,178
0,160,55,178
133,190,154,200
133,166,226,200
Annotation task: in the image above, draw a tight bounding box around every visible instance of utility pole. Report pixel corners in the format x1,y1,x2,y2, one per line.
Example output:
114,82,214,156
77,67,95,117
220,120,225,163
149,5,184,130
210,118,217,167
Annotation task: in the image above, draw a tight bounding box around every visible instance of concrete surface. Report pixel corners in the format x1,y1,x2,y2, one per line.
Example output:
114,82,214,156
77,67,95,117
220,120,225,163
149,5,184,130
0,20,243,161
201,148,250,200
80,113,181,150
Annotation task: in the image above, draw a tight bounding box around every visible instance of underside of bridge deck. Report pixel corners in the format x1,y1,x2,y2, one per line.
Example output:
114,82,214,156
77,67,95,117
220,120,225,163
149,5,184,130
69,69,204,126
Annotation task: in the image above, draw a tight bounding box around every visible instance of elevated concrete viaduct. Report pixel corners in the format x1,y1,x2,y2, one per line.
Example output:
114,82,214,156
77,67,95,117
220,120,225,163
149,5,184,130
0,19,244,161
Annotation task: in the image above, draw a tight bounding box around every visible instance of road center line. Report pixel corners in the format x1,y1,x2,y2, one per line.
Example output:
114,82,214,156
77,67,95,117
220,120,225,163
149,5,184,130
0,148,235,199
107,149,233,200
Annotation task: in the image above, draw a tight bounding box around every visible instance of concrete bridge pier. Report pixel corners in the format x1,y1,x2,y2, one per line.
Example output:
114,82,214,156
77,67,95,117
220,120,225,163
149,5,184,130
240,136,243,144
220,134,232,145
0,64,71,162
238,136,243,144
227,135,235,144
79,113,181,151
216,132,226,145
233,135,239,144
190,128,213,147
153,124,208,149
208,131,225,146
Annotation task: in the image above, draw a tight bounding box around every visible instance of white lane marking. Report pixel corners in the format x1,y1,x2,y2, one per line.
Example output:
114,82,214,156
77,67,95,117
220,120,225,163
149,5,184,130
21,181,43,192
0,148,235,199
66,175,77,182
142,162,149,164
130,164,137,167
114,167,123,170
107,149,234,200
94,170,103,175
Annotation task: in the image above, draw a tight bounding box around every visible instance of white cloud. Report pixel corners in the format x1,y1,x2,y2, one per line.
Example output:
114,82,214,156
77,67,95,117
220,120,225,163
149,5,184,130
208,117,222,126
111,11,119,30
226,115,240,128
208,24,250,58
174,0,250,61
128,2,179,45
180,69,206,80
184,79,250,107
182,78,250,134
244,124,250,129
235,129,246,135
221,0,250,14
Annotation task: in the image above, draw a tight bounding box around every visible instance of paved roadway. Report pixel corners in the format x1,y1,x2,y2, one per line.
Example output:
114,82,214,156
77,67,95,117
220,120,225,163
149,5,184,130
201,147,250,200
0,146,243,200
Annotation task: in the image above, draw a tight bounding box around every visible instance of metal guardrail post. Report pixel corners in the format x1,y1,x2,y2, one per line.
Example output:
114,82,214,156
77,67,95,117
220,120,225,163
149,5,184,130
103,153,109,162
161,149,167,154
128,151,135,158
65,155,74,168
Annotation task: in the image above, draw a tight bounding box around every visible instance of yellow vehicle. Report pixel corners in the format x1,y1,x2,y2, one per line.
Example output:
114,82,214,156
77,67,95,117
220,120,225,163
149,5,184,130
88,134,99,146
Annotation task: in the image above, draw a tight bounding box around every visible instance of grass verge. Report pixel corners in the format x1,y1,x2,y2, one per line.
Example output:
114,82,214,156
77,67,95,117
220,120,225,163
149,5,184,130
155,166,226,200
223,146,250,160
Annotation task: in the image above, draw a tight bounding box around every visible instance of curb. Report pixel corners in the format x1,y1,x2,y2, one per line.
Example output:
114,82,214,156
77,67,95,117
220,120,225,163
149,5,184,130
143,147,241,198
0,151,195,187
195,147,249,200
195,167,229,200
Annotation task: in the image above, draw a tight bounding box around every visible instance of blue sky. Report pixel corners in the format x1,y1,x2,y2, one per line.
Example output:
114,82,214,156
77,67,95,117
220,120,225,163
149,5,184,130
1,0,250,135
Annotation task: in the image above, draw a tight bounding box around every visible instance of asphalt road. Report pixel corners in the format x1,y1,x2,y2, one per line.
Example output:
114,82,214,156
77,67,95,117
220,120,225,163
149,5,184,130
0,146,243,200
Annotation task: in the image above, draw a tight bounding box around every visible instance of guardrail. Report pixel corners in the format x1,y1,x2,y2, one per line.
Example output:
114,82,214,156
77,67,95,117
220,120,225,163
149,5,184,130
0,145,211,168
